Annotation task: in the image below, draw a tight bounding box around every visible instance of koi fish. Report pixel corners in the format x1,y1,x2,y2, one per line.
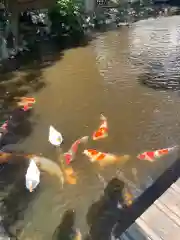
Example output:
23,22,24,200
137,146,178,162
33,156,64,188
92,114,108,140
0,152,64,188
83,149,130,167
58,153,77,185
64,136,89,165
15,97,36,111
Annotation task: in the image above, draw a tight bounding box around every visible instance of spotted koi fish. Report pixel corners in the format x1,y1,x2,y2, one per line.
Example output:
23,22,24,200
92,114,108,140
64,136,88,165
83,149,130,167
137,146,178,162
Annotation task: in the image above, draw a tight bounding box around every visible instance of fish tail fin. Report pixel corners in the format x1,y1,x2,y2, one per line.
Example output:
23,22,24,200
116,155,131,164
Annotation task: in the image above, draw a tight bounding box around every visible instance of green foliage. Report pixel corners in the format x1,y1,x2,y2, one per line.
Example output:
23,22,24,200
48,0,84,41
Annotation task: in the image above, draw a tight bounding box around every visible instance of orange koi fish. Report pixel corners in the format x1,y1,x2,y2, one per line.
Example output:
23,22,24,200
92,114,108,140
15,97,36,111
83,149,130,167
64,136,88,165
137,146,178,162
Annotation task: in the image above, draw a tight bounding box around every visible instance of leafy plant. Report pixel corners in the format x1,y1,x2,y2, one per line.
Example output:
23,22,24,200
48,0,84,40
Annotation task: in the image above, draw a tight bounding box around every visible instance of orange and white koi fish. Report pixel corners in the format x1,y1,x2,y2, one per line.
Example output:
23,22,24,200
15,97,36,111
64,136,88,165
92,114,108,140
137,146,178,162
83,149,130,167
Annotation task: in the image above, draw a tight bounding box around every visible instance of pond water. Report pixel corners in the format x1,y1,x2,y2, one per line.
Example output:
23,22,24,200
2,15,180,240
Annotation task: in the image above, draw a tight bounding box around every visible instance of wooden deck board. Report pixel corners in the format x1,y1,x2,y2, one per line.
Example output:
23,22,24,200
157,188,180,217
120,179,180,240
140,204,180,240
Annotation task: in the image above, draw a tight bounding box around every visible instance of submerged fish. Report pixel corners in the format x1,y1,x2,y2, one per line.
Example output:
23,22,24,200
58,153,77,185
33,156,64,188
92,114,108,140
137,146,178,162
15,96,36,111
64,136,88,165
0,152,64,187
83,149,130,167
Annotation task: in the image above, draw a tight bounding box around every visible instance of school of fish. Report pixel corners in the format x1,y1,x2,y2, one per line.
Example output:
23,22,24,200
0,99,178,191
0,96,179,239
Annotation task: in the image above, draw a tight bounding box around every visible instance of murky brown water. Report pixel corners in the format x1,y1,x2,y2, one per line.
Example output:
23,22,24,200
5,15,180,239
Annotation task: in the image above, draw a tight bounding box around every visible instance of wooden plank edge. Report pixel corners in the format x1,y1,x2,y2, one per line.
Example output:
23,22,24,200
155,199,180,227
136,217,163,240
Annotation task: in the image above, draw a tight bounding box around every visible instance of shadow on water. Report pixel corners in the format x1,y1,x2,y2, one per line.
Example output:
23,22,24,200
0,155,38,238
52,209,77,240
0,110,36,148
113,157,180,238
85,178,127,240
84,157,180,240
0,36,92,124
